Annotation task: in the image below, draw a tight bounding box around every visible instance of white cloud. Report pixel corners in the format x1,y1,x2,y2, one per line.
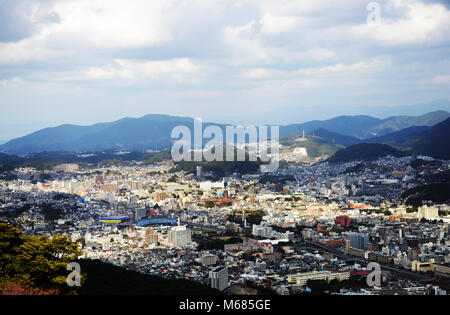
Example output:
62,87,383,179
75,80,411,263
84,58,200,81
259,13,302,35
0,0,449,124
432,74,450,84
351,0,450,45
0,77,24,87
282,79,321,89
49,0,172,49
296,58,390,76
0,33,68,64
243,68,271,79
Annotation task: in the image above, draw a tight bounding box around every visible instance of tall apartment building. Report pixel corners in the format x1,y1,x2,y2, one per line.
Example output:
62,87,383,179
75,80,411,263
168,226,192,248
346,232,369,250
210,266,229,291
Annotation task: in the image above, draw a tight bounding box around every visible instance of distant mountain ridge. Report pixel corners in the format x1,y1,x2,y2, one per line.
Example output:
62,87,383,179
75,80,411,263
1,111,448,154
326,117,450,161
362,118,450,160
0,114,197,154
280,110,449,139
365,126,430,145
405,118,450,159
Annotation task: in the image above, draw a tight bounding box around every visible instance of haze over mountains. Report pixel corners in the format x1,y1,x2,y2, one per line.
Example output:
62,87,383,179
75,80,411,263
210,99,450,126
0,110,449,160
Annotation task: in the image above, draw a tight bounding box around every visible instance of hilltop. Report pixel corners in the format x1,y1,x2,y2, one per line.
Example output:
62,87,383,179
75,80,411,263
328,143,408,163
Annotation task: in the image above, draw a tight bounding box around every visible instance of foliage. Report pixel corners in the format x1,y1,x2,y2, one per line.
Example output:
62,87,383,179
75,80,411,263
403,170,450,207
171,160,262,177
228,209,265,226
328,143,408,163
0,223,83,293
0,281,63,295
167,176,177,183
259,175,295,185
302,275,369,295
0,150,172,171
196,237,243,251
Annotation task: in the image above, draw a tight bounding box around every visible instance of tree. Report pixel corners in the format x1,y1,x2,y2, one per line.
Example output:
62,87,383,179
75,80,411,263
0,223,83,293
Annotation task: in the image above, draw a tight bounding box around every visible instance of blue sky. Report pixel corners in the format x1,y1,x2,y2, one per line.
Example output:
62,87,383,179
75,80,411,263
0,0,450,142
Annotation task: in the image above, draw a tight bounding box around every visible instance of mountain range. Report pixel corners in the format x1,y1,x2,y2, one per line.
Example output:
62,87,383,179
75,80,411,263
280,110,449,139
327,117,450,161
0,110,449,160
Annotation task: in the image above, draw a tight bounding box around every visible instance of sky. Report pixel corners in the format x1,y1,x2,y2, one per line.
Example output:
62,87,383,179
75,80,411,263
0,0,450,142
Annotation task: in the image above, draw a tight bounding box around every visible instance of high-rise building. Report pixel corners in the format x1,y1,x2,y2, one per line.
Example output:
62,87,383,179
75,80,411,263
168,226,192,248
346,232,369,250
210,267,229,291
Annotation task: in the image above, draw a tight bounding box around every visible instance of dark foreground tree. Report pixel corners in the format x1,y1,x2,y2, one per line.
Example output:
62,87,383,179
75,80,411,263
0,223,83,294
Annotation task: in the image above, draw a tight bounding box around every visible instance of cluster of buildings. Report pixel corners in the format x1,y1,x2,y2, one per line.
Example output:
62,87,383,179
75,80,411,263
1,153,449,295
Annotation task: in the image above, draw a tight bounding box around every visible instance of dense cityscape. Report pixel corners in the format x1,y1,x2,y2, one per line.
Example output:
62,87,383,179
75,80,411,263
1,145,449,296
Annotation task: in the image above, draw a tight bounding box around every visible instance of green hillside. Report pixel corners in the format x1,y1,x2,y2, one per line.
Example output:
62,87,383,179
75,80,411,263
328,143,408,163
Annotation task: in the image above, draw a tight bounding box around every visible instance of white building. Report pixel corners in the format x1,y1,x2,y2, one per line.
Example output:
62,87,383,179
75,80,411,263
418,205,439,220
168,226,192,248
252,224,273,238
